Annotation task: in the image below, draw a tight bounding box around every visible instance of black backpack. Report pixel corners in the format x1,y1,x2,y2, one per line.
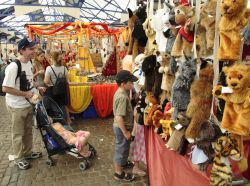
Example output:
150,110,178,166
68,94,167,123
50,66,68,96
0,59,30,96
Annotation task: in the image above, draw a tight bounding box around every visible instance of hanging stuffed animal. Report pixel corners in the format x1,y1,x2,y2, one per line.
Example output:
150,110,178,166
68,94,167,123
142,55,157,92
163,2,178,55
171,4,196,57
192,119,223,172
185,59,214,141
158,55,176,101
218,0,250,61
171,55,197,119
143,17,157,54
144,94,160,126
127,6,148,61
213,63,250,171
133,54,146,93
166,112,191,153
198,0,217,57
210,135,241,186
151,3,171,52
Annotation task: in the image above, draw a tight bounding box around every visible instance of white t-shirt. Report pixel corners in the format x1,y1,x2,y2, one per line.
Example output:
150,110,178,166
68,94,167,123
45,65,68,87
2,61,33,108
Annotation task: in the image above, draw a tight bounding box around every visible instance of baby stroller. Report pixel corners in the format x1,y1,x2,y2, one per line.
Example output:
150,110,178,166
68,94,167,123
35,96,97,171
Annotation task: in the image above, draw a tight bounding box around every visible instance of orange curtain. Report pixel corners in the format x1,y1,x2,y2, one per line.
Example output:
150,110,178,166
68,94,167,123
91,84,118,118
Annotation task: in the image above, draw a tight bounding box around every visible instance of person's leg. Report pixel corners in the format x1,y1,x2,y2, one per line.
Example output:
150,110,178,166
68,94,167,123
7,106,25,161
7,106,30,169
113,127,126,174
22,106,33,157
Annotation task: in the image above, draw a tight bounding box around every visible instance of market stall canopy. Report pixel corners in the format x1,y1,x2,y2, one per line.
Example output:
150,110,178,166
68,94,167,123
0,0,137,37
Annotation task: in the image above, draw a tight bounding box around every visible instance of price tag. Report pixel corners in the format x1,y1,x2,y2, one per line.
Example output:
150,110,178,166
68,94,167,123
175,123,183,130
221,87,233,94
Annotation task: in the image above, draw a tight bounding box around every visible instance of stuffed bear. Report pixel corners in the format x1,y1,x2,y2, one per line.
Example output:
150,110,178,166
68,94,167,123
185,59,214,140
171,55,197,119
127,6,148,61
152,110,165,128
213,63,250,171
218,0,250,61
143,17,157,54
171,5,195,57
166,112,191,154
144,94,160,126
198,0,217,57
158,55,176,101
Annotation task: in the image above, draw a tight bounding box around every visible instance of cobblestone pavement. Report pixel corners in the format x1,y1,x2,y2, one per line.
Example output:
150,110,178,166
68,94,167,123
0,97,149,186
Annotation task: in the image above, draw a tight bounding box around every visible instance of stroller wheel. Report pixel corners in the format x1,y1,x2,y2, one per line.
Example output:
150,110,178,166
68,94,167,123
79,160,89,171
46,158,55,167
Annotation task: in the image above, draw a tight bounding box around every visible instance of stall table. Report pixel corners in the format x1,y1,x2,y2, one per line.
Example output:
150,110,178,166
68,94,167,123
68,83,118,118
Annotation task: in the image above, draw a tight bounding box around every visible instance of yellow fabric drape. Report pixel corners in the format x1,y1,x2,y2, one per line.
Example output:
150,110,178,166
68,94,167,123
78,47,96,73
67,85,92,113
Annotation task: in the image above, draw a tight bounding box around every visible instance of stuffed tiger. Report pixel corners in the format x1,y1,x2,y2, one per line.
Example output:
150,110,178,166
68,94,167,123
210,135,241,186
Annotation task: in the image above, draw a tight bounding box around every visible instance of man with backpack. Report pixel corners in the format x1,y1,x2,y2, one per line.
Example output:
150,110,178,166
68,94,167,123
2,38,43,170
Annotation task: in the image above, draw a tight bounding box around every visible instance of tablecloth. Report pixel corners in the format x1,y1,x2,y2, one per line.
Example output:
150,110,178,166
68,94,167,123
144,126,210,186
91,84,118,118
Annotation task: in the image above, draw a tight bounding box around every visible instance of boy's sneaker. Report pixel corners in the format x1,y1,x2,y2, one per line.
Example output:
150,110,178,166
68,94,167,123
114,171,135,182
15,159,30,170
122,160,134,169
24,151,42,160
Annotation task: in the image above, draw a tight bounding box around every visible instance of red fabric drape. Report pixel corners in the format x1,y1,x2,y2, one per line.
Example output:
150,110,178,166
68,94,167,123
242,138,250,179
144,126,210,186
91,84,118,118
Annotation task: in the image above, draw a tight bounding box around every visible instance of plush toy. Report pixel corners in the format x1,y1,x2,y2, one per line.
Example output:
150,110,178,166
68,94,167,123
192,119,223,172
151,4,170,52
213,64,250,137
142,54,163,99
171,5,195,57
213,63,250,171
153,54,163,99
198,0,217,57
171,55,197,119
144,94,160,126
218,0,250,61
163,3,178,55
152,110,165,128
127,6,148,60
160,119,175,140
133,54,146,93
158,55,176,101
210,135,241,186
143,18,157,54
166,112,191,153
142,55,157,92
185,59,214,140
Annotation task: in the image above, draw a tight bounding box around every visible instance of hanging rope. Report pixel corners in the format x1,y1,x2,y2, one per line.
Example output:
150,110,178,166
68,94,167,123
210,0,222,119
192,0,201,59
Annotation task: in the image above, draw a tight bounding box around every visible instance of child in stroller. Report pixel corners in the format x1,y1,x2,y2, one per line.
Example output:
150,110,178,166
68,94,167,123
35,96,96,170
